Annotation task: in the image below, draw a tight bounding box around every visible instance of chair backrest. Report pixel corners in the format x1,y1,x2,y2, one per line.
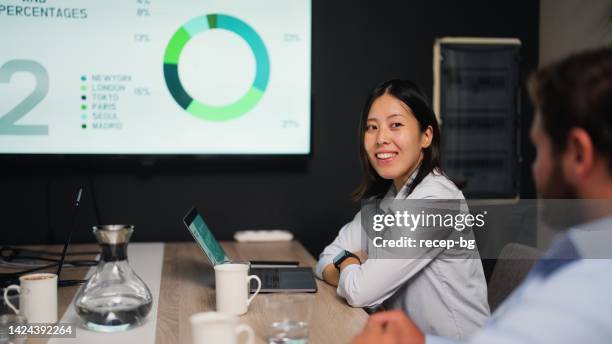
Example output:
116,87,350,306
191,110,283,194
488,242,541,312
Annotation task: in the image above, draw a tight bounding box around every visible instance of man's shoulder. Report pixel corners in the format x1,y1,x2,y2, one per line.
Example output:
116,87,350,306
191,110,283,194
531,258,612,300
551,258,612,280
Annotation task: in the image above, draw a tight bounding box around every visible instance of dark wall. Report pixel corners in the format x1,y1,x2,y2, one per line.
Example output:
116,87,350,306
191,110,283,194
1,1,539,257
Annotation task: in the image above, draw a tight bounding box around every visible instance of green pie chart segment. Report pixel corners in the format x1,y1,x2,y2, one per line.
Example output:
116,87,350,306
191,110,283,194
163,14,270,121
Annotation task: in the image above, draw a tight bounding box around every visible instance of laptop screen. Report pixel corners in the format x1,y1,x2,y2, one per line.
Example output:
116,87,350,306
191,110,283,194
183,208,230,265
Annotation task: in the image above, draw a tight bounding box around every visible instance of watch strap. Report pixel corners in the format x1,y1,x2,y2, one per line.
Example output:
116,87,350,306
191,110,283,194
333,250,360,270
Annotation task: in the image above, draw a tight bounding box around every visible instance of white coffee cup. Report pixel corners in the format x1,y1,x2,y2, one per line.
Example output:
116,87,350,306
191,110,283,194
214,263,261,316
190,311,254,344
3,273,58,324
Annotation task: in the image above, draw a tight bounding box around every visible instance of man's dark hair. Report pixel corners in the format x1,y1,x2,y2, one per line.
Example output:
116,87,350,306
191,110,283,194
528,48,612,171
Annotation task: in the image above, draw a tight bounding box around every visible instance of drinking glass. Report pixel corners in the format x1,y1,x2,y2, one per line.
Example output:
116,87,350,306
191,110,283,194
264,293,313,344
0,288,27,344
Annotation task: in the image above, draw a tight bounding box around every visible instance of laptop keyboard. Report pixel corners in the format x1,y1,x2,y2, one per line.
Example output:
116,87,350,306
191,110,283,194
251,268,280,289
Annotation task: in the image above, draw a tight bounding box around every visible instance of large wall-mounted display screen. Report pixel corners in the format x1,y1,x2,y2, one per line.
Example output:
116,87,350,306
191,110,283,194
0,0,311,155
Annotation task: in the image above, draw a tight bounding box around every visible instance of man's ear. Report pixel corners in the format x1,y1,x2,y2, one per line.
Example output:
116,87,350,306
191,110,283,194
562,127,594,184
421,126,433,149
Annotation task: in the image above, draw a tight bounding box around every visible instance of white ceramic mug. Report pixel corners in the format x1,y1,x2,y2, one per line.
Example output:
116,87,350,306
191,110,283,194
3,273,58,324
214,263,261,315
190,311,254,344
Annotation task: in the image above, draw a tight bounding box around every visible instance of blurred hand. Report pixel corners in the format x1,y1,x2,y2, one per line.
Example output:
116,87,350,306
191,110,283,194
352,310,425,344
354,250,369,263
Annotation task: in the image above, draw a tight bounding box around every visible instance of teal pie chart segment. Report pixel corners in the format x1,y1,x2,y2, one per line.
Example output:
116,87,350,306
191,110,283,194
163,14,270,121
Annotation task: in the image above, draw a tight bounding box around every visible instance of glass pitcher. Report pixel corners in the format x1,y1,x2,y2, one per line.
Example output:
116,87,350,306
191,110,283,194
74,225,152,332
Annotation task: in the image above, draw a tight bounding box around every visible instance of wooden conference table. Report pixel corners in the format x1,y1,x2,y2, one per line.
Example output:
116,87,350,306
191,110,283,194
15,242,368,344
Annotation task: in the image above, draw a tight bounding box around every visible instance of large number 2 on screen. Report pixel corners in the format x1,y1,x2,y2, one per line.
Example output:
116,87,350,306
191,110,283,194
0,59,49,135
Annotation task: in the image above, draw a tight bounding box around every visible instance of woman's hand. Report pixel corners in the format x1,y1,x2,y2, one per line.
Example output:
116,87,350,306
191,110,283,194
322,250,364,286
354,250,368,263
322,263,340,286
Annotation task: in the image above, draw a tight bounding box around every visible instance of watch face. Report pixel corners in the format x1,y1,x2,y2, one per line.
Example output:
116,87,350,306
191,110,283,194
333,251,348,265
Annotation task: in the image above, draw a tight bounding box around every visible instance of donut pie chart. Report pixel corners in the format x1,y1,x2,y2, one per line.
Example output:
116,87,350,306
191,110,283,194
163,14,270,121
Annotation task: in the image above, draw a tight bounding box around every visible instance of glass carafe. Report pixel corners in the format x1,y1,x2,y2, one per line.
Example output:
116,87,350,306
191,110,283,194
74,225,152,332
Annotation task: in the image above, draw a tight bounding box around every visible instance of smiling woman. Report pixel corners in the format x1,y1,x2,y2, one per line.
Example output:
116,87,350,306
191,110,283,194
354,80,441,199
365,93,431,191
315,80,490,339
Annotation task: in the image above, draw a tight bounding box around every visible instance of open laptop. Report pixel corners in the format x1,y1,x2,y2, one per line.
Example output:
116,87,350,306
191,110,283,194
183,207,317,293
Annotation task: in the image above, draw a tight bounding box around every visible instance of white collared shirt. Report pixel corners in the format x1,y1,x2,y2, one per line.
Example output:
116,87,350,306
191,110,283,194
315,171,490,339
426,216,612,344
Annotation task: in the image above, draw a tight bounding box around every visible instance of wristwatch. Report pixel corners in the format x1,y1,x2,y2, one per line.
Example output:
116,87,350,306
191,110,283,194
333,250,360,270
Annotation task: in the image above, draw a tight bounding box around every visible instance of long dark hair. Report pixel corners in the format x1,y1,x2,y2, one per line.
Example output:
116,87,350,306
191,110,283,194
352,79,443,200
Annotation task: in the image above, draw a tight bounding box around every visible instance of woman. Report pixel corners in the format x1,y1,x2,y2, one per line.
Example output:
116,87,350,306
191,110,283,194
315,80,489,339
